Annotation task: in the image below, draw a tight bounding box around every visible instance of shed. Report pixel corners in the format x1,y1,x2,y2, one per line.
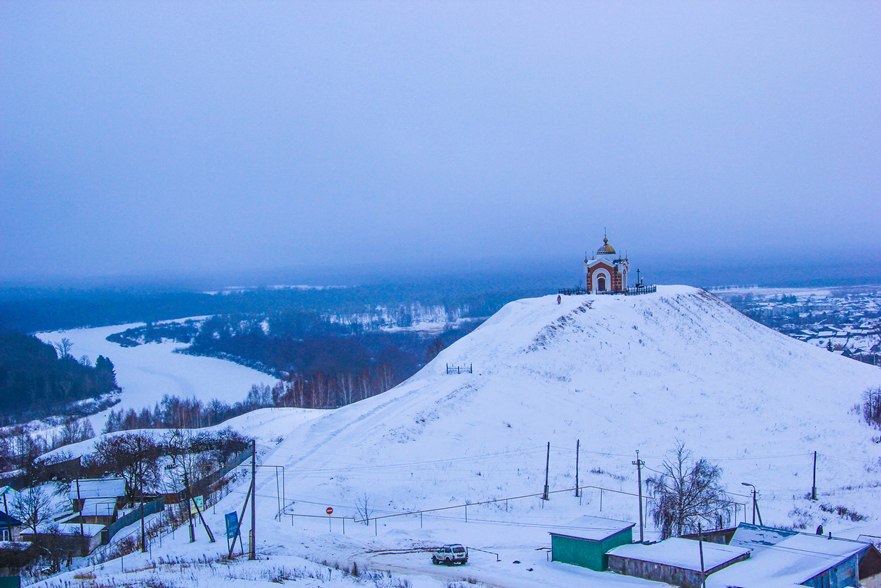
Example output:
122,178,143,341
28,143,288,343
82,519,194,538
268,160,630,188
608,537,750,588
708,524,873,588
68,478,125,515
0,513,22,542
0,488,17,518
548,515,634,571
77,498,118,525
0,541,38,577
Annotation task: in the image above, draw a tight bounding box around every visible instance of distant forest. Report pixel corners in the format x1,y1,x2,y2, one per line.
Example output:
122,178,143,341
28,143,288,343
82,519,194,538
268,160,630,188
0,330,120,425
0,277,556,427
104,309,479,420
0,276,553,333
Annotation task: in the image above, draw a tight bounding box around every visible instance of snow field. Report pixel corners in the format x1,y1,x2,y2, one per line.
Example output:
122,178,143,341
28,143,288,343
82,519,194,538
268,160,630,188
31,286,881,587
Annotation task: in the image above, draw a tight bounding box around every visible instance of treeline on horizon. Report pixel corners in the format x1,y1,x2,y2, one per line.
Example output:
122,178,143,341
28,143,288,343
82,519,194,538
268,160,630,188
0,277,552,334
0,330,120,425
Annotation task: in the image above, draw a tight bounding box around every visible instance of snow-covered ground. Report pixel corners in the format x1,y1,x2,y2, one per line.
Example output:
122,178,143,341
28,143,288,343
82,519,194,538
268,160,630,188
35,320,278,432
32,286,881,587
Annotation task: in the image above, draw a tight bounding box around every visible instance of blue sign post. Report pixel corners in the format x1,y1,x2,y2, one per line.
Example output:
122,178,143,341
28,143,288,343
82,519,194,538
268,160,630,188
225,512,240,553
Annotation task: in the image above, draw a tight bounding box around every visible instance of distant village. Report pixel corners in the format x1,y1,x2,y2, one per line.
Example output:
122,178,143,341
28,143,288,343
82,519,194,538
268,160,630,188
717,286,881,367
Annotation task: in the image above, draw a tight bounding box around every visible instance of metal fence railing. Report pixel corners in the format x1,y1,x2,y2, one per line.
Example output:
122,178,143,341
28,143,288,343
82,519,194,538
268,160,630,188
102,498,165,544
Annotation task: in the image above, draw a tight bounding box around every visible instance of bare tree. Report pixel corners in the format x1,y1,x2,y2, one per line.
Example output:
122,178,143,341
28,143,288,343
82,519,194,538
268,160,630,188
89,433,161,501
646,441,731,539
12,485,55,537
53,337,74,360
355,493,373,525
862,386,881,428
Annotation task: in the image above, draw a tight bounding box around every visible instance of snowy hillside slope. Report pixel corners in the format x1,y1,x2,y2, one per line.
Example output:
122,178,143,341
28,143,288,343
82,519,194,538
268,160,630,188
35,287,881,588
40,407,324,461
267,286,881,529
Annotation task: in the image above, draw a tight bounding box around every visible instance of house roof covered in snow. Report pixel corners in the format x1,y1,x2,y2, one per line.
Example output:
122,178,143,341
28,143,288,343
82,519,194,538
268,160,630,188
608,537,750,572
81,498,117,517
68,477,126,500
548,515,635,542
708,528,870,587
729,523,798,550
0,541,34,553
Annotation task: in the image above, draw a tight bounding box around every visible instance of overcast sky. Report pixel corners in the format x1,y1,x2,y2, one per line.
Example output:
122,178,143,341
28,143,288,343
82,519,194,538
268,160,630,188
2,1,879,284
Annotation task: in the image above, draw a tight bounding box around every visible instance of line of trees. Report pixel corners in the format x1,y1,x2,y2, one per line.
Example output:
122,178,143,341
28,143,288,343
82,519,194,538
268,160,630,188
84,428,250,500
0,331,120,425
0,418,95,473
102,352,432,434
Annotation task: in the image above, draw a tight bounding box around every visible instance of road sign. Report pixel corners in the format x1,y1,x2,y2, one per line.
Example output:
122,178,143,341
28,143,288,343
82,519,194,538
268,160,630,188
326,507,333,515
190,495,205,515
225,512,239,539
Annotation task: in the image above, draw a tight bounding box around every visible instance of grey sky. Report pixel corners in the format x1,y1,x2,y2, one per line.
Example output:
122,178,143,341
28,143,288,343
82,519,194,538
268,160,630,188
2,1,879,283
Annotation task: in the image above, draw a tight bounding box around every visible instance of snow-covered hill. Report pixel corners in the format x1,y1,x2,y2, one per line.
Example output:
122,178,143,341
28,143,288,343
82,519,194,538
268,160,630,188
271,286,881,526
36,286,881,588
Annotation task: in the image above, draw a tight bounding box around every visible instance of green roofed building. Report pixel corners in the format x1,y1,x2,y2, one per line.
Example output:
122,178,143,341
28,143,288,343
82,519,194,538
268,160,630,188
549,515,635,571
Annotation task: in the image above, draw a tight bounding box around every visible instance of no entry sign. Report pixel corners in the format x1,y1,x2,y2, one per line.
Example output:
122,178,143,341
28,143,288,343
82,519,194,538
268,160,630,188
326,507,334,515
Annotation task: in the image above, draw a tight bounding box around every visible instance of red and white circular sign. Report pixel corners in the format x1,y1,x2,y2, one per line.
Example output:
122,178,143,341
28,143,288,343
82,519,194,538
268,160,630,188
326,507,334,515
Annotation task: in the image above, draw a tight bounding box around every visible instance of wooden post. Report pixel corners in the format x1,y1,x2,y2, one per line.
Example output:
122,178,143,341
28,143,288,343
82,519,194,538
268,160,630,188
698,523,706,588
249,439,256,560
632,450,645,543
75,477,84,537
575,439,580,498
811,451,818,500
542,442,550,500
140,501,146,553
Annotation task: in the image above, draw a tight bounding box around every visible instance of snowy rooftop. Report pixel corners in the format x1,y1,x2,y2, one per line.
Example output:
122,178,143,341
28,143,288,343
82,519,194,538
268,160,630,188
608,538,750,572
81,498,117,517
549,515,634,542
68,477,126,500
708,533,870,586
0,541,33,553
729,523,797,550
29,522,105,537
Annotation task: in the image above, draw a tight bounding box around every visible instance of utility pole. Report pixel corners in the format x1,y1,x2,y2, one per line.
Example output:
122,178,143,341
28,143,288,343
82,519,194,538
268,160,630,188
542,442,550,501
249,439,256,560
742,482,762,526
75,477,84,537
575,439,580,498
184,469,195,543
811,451,818,500
140,500,146,553
632,450,645,543
698,523,706,588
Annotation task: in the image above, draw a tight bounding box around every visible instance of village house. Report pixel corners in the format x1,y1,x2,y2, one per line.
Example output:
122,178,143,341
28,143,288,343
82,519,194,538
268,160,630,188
0,512,22,542
607,537,750,588
707,523,881,588
548,515,635,571
68,478,126,526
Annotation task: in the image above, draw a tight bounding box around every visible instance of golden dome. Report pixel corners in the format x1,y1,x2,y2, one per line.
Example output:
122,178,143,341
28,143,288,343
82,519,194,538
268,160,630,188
596,236,616,255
